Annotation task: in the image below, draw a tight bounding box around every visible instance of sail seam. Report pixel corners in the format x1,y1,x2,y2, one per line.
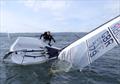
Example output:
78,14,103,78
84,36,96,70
108,27,119,45
86,40,92,64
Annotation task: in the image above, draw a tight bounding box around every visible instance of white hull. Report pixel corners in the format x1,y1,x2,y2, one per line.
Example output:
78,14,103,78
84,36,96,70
11,52,49,65
4,37,59,65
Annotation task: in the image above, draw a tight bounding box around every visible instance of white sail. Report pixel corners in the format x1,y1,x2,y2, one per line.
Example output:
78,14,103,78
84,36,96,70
10,37,48,51
58,15,120,71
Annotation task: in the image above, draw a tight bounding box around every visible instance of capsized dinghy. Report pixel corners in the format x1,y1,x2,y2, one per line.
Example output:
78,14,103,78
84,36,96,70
3,37,60,65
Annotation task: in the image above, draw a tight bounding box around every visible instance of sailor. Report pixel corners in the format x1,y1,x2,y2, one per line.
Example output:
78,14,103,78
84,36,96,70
40,31,56,46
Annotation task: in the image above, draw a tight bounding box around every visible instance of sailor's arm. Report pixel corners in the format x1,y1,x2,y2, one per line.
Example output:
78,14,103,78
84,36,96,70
51,36,56,42
40,34,43,39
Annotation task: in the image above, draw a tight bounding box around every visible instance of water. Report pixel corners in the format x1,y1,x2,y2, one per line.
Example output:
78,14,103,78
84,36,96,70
0,33,120,84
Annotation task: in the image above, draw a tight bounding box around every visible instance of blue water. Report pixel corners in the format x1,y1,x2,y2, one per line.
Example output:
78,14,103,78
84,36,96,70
0,33,120,84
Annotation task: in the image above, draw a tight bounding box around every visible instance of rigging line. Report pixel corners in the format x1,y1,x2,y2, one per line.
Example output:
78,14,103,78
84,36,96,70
74,33,81,39
3,49,45,60
21,52,26,64
87,15,120,34
24,54,46,58
7,32,10,41
6,29,11,42
61,15,120,51
61,33,82,50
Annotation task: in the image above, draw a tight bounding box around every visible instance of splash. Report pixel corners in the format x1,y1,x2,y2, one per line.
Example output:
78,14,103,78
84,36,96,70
51,60,72,73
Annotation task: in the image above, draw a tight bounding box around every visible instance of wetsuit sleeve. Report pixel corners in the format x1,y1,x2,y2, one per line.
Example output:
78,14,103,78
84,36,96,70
40,34,43,39
51,36,56,42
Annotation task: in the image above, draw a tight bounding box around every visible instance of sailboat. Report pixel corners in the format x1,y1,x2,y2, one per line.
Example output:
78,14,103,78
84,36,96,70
3,37,60,65
3,15,120,69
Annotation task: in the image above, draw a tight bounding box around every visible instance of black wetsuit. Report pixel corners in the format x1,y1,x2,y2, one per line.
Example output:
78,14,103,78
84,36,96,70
40,32,55,46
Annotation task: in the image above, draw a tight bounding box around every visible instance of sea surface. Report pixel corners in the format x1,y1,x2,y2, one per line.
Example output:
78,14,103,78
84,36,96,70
0,33,120,84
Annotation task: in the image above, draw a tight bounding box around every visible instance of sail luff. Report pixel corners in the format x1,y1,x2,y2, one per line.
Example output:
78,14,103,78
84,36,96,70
58,16,120,71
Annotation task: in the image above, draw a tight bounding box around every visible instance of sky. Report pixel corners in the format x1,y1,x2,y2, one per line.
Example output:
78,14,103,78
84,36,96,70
0,0,120,33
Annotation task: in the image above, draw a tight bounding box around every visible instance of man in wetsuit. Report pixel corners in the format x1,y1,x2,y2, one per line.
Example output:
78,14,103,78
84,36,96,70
40,31,56,46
